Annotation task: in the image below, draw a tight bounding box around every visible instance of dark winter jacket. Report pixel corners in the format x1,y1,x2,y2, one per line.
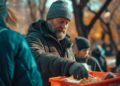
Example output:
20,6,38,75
92,47,107,72
116,50,120,67
116,50,120,72
26,20,77,86
76,56,102,71
0,18,42,86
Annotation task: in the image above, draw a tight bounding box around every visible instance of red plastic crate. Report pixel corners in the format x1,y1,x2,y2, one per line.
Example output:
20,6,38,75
49,71,120,86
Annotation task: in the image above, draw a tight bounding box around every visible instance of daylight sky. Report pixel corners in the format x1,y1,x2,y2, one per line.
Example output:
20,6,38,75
7,0,102,12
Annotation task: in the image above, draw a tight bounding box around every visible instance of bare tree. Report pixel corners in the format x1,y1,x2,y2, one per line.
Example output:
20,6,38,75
100,18,118,52
38,0,47,19
89,0,120,52
27,0,47,21
71,0,112,38
99,1,120,52
72,0,89,37
27,0,38,21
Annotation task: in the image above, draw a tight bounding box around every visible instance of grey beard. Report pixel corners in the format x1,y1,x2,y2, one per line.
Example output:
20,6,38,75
55,31,66,41
47,22,66,40
47,22,56,34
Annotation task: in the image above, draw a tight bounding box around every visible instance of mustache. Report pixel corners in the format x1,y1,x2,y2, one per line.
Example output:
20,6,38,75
56,28,66,33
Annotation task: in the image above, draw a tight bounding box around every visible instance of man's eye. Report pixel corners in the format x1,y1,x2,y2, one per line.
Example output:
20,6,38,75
59,21,64,24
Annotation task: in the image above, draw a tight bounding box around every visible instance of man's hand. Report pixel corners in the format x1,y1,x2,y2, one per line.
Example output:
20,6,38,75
69,63,88,80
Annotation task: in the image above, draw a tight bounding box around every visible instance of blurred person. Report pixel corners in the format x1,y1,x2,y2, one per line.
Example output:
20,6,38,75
116,50,120,72
75,37,103,71
102,41,113,57
0,0,42,86
26,1,88,86
92,45,107,72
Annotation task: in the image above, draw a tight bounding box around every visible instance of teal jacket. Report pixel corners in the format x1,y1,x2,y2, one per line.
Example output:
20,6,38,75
0,18,42,86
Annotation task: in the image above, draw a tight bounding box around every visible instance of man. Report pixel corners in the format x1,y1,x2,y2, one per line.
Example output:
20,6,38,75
0,0,42,86
75,37,103,71
26,1,88,86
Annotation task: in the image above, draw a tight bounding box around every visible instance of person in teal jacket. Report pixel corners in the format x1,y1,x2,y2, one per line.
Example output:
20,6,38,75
0,0,42,86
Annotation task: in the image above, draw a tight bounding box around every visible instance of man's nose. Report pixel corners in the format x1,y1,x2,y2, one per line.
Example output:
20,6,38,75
60,25,64,29
61,24,67,29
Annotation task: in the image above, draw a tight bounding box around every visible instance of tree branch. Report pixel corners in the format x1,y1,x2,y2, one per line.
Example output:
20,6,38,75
87,0,112,35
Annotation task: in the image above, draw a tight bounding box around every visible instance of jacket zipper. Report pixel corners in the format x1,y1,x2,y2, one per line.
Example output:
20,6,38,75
45,34,65,57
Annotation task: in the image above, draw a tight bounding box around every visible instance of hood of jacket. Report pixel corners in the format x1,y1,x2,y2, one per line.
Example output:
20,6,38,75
27,19,73,49
0,17,7,28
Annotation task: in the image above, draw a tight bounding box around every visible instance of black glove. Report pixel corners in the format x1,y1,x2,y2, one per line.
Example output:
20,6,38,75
69,62,88,80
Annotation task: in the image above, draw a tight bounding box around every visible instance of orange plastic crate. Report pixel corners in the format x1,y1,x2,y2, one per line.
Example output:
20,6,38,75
49,72,120,86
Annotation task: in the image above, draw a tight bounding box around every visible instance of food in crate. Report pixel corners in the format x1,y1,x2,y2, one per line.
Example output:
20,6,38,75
64,72,116,84
64,75,101,84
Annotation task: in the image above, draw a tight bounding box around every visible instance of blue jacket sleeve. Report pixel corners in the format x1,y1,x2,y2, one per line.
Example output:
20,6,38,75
0,78,5,86
0,29,42,86
12,33,42,86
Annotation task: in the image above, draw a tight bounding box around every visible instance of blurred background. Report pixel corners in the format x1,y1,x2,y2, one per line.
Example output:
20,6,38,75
6,0,120,72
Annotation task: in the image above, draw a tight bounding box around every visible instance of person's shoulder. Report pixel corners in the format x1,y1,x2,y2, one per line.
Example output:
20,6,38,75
37,19,46,23
0,28,26,49
30,19,46,28
5,29,22,38
2,28,25,43
27,19,46,34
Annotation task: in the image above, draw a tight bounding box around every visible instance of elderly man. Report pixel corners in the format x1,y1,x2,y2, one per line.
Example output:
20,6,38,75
0,0,42,86
26,1,88,86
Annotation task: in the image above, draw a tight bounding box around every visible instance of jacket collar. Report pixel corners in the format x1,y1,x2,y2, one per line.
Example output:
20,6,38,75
28,19,72,48
0,17,8,29
42,22,73,49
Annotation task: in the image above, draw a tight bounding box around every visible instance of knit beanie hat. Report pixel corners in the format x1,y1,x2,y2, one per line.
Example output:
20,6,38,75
47,0,72,21
0,0,8,19
75,37,90,50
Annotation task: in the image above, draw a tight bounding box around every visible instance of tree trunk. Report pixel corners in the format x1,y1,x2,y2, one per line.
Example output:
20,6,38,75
86,0,112,36
39,0,47,19
71,0,89,38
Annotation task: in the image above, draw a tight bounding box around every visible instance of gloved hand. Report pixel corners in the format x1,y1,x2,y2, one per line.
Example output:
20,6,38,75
69,62,88,80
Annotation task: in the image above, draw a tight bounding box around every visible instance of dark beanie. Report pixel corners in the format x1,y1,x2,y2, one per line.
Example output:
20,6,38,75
0,0,8,19
47,0,72,21
75,37,90,50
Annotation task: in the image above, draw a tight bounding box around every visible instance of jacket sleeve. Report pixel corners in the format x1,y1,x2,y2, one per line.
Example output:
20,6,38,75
90,57,103,72
0,30,42,86
13,34,42,86
26,34,75,76
0,78,5,86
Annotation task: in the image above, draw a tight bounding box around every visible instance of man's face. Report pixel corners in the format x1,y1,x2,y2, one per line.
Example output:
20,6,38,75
48,18,69,40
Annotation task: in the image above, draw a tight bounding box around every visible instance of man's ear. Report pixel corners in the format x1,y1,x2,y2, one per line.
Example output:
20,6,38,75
5,8,18,29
